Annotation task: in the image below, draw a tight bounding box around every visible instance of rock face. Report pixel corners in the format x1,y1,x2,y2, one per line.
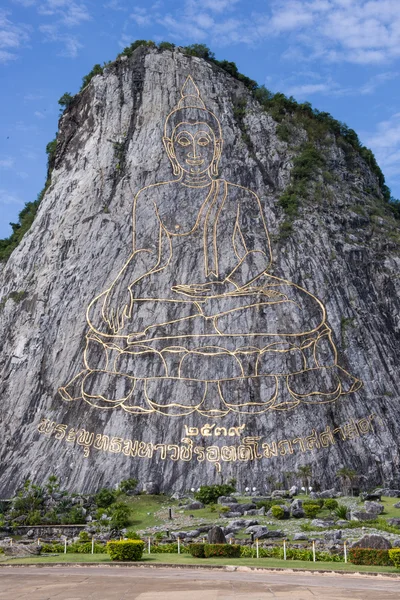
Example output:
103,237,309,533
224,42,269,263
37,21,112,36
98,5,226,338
0,46,400,495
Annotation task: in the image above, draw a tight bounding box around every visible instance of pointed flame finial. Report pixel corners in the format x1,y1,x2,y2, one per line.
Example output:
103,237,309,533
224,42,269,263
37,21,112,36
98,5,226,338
178,75,206,109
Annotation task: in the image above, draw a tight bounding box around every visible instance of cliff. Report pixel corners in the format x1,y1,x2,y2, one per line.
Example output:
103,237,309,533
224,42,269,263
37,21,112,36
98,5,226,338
0,45,399,495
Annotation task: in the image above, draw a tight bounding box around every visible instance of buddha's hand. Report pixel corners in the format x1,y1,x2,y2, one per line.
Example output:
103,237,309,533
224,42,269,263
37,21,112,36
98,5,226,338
102,286,133,333
172,280,240,298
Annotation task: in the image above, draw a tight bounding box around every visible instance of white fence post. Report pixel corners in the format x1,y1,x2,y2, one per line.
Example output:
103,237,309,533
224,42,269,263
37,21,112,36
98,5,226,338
92,537,94,555
283,539,287,561
344,541,347,564
148,537,151,554
256,538,259,559
177,537,181,554
312,540,316,562
64,538,67,554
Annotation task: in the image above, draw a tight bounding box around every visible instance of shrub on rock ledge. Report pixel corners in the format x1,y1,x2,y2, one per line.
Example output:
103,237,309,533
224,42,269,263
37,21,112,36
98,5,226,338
107,540,144,561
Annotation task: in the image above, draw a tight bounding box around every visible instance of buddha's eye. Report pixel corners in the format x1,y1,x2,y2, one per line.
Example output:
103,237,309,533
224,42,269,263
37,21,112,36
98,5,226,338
197,137,210,146
177,136,191,147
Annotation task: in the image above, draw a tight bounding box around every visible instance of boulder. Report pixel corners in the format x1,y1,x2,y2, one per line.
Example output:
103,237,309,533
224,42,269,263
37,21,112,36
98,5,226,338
240,503,257,512
288,486,298,496
319,489,338,499
271,490,288,498
207,526,226,544
187,501,204,510
394,502,400,509
374,489,400,498
393,539,400,547
187,530,200,537
336,520,349,526
256,507,265,516
171,531,188,539
350,510,376,521
360,492,382,501
197,525,213,533
364,501,384,514
290,499,303,510
222,503,242,512
351,534,392,549
266,530,284,538
243,509,258,516
387,518,400,528
218,496,237,504
267,505,290,519
225,512,242,518
291,508,305,519
26,530,34,538
311,519,335,528
324,530,342,541
143,481,160,495
228,519,247,528
293,533,309,541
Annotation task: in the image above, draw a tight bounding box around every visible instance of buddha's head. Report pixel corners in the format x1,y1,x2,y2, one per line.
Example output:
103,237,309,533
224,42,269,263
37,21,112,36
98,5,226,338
163,76,223,180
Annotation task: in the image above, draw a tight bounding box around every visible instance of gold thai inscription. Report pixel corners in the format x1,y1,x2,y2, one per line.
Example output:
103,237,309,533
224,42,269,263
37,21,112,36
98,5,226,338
37,413,383,467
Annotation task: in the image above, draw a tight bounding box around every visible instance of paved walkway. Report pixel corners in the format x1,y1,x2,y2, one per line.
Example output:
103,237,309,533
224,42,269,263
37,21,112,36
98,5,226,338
0,566,399,599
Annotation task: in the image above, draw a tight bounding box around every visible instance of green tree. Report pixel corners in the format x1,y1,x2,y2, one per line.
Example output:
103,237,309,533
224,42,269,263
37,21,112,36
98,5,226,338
194,483,236,505
95,488,116,508
336,467,358,496
58,92,74,109
297,465,313,493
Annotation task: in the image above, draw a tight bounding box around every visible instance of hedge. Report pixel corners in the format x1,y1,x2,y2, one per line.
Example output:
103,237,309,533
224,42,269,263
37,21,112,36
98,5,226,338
150,543,187,553
389,549,400,568
349,547,392,566
239,545,343,562
187,543,206,558
107,540,145,561
41,542,107,554
204,544,241,558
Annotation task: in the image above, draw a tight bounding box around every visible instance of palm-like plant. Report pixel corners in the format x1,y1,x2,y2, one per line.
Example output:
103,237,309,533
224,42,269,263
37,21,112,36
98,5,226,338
297,464,313,494
336,467,358,496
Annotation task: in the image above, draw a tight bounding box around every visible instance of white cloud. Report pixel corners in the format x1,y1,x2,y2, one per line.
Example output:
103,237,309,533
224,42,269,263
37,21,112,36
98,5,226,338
0,189,23,205
39,23,83,57
364,113,400,183
0,49,17,63
34,110,46,118
0,9,30,63
0,157,15,169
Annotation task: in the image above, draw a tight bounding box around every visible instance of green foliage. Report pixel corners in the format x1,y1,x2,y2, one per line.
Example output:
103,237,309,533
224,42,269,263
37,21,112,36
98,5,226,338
183,44,215,60
219,506,230,514
240,545,342,562
292,144,325,180
79,531,91,542
95,488,116,508
349,547,392,566
117,479,138,495
158,41,175,51
278,188,299,218
118,39,156,59
67,541,107,554
150,543,186,553
194,483,236,505
303,504,321,519
204,543,241,558
276,123,292,142
187,543,206,558
271,505,285,520
125,531,141,540
107,540,145,561
58,92,74,109
303,498,324,508
0,134,57,261
334,504,348,520
80,64,104,91
324,498,339,510
109,502,131,529
62,507,86,524
41,543,65,553
0,291,27,311
255,500,282,511
389,549,400,568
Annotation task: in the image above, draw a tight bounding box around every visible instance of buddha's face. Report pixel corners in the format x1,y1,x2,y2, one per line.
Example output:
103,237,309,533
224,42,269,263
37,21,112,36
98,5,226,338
164,121,223,178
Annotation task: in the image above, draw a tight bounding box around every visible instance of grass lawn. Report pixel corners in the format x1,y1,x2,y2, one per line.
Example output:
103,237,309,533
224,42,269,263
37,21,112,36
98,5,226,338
124,494,177,530
1,552,399,574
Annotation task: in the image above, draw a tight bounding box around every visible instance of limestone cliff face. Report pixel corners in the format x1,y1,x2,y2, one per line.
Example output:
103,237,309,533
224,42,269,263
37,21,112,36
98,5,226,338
0,46,399,495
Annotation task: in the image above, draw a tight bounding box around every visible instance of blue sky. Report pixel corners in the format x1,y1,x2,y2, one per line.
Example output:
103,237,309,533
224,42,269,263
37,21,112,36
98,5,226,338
0,0,399,238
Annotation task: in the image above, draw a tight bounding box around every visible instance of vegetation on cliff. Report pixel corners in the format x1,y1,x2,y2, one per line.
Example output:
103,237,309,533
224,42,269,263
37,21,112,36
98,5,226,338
0,40,398,262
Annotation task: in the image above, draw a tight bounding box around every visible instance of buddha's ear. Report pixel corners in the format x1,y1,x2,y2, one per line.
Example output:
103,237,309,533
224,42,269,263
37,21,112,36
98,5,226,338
211,138,223,177
163,137,181,176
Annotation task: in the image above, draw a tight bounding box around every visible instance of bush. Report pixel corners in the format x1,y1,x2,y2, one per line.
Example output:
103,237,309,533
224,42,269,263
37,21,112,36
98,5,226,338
66,541,107,554
204,544,241,558
324,499,338,510
389,549,400,568
41,543,64,553
109,502,131,529
187,543,206,558
219,506,230,514
271,505,285,520
150,543,186,553
117,479,138,495
303,504,320,519
107,540,145,561
95,488,116,508
194,483,236,505
335,504,348,520
349,547,392,566
126,531,141,540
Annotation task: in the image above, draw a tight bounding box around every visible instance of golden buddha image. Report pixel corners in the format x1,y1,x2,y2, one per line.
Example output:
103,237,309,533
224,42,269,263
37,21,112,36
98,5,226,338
59,76,362,418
